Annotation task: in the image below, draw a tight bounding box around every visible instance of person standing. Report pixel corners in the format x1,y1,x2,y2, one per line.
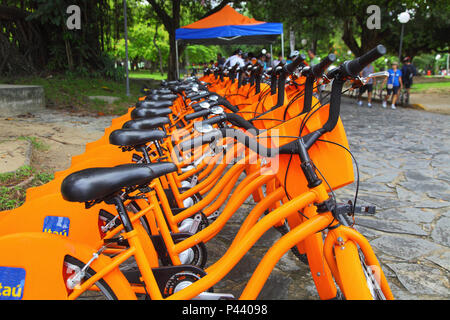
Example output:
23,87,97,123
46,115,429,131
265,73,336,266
258,53,268,70
224,49,245,68
357,63,375,107
217,53,225,67
287,50,299,64
401,57,417,97
308,49,319,66
272,53,283,67
382,61,403,109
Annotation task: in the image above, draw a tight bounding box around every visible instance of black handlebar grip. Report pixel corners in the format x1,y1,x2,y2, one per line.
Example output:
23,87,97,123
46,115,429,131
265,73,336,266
218,128,277,157
225,114,259,134
311,54,336,78
343,45,386,77
285,53,307,74
217,97,239,112
200,114,227,126
188,92,211,101
323,79,345,133
184,109,211,121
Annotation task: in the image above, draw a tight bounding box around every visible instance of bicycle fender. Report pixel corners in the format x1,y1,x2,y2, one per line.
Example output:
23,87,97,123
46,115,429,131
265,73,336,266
0,232,136,300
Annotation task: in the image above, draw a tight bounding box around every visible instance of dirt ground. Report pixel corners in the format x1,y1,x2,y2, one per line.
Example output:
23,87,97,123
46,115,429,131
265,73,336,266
410,91,450,115
0,111,114,175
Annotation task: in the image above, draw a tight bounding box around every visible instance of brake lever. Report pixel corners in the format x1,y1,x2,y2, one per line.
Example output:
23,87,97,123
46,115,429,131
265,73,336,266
364,71,389,83
350,71,389,89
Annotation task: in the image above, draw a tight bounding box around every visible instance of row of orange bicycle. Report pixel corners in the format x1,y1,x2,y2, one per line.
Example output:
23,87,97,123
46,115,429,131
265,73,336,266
0,44,394,300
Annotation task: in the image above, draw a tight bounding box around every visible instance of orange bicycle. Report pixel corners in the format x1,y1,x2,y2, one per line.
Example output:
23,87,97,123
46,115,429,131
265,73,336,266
0,45,393,300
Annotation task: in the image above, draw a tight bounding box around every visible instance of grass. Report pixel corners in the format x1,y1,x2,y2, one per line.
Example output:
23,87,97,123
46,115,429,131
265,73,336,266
18,136,49,151
129,71,168,80
0,165,54,211
3,75,145,116
129,70,189,80
410,81,450,93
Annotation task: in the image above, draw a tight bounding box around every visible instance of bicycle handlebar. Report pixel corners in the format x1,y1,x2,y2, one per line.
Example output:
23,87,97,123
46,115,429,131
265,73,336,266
184,109,211,121
321,45,386,135
195,113,259,133
217,96,239,113
332,45,386,79
311,53,336,78
284,53,307,74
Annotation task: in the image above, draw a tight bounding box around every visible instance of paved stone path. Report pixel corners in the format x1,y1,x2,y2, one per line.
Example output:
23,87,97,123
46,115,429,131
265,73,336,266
207,97,450,300
0,96,448,300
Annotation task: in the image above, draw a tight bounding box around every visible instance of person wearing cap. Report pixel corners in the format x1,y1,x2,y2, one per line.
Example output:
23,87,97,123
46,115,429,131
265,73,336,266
287,50,299,64
224,49,245,68
401,57,417,97
382,61,403,109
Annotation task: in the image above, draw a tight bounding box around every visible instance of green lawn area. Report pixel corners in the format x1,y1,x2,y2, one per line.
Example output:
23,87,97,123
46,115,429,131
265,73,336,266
3,75,144,115
129,70,189,80
410,81,450,93
129,70,168,80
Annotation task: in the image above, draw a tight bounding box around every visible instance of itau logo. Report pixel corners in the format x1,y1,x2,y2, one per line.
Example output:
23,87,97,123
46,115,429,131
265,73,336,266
66,5,81,30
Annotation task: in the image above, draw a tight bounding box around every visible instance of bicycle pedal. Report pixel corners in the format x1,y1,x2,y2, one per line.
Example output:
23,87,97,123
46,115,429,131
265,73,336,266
335,202,376,216
354,205,376,215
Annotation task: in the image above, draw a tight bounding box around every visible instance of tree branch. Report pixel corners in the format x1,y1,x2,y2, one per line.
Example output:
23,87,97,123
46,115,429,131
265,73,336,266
0,4,29,20
199,0,233,20
147,0,172,29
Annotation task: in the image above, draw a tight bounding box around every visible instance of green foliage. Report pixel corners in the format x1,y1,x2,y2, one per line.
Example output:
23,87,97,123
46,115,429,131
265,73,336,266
112,22,170,63
0,165,33,184
6,75,141,115
185,45,218,65
0,165,55,211
17,136,49,151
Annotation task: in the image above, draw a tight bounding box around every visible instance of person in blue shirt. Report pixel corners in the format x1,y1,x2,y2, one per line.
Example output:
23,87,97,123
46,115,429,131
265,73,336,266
382,61,403,109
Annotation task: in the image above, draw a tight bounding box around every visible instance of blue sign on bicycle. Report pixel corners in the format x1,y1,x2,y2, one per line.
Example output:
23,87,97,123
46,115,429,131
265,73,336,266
0,267,26,300
43,216,70,237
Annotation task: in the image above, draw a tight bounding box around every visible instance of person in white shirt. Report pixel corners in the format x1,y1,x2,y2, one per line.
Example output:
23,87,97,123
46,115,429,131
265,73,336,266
272,53,283,67
224,49,245,68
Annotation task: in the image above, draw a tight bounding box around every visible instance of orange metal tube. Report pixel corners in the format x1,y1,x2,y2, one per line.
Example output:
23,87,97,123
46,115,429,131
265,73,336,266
240,214,331,299
174,171,276,253
167,190,316,300
206,186,286,275
336,226,394,300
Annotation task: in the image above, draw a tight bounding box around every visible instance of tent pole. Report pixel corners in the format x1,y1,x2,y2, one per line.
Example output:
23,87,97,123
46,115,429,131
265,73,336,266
270,44,273,64
175,40,179,79
281,32,284,60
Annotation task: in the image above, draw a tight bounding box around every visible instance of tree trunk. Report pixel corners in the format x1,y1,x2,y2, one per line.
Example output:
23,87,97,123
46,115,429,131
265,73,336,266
289,27,295,54
153,24,164,75
167,30,177,80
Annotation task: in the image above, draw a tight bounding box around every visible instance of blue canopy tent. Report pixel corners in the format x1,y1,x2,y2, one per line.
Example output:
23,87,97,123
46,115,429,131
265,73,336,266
175,5,284,78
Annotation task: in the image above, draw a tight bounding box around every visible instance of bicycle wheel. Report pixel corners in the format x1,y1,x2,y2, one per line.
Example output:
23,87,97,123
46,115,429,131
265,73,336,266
63,255,117,300
358,250,386,300
334,240,379,300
